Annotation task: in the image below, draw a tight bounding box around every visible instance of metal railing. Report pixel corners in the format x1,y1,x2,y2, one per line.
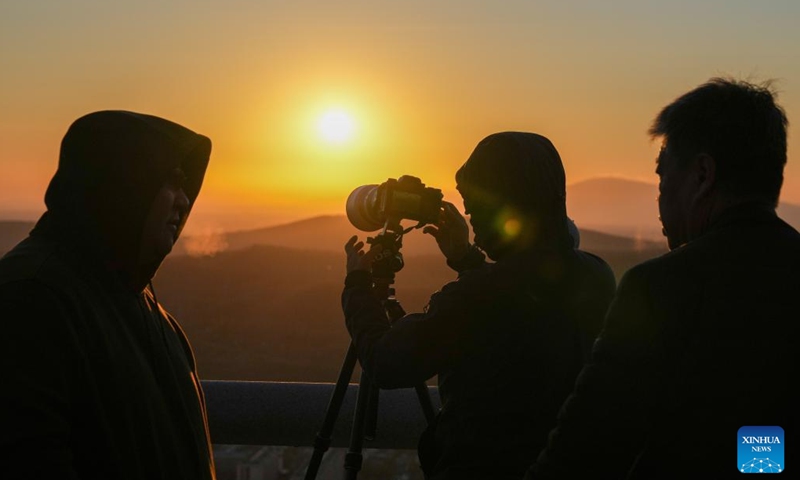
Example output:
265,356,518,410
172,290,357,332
202,381,441,449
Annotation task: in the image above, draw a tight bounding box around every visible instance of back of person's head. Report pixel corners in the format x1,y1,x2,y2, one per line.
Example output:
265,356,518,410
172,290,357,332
649,77,788,206
455,132,571,257
38,110,211,283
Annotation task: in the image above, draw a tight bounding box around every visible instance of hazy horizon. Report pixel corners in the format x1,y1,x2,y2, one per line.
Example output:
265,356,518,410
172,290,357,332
3,175,799,240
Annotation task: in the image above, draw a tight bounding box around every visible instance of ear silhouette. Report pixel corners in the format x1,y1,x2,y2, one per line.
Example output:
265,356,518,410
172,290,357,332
694,153,717,200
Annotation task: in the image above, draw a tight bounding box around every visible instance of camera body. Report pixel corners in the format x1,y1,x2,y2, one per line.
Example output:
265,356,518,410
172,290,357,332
346,175,443,232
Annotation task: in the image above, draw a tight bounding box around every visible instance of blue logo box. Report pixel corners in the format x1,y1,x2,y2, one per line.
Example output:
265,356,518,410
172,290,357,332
738,426,784,474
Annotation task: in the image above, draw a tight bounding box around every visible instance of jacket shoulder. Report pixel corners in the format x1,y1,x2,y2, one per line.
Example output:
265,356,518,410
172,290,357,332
0,235,86,297
0,236,56,285
575,249,616,285
619,239,699,284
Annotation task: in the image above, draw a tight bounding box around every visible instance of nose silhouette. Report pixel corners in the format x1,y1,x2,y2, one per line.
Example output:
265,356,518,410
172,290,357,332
176,188,190,215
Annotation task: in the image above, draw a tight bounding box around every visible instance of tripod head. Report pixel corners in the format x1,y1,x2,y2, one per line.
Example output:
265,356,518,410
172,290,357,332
366,218,417,322
367,230,403,291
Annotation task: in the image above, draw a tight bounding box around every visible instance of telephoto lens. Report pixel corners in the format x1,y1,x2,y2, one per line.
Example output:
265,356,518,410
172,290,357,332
345,176,443,232
346,184,383,231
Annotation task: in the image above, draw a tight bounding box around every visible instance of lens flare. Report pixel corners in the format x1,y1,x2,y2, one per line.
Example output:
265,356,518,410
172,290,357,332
503,218,522,239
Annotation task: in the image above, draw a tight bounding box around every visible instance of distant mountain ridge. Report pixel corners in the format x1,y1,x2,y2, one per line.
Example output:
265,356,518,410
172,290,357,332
3,177,798,258
172,214,667,258
567,177,662,240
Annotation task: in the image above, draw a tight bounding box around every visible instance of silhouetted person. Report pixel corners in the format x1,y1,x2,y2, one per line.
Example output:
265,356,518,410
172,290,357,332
343,132,616,480
0,111,216,479
525,78,800,479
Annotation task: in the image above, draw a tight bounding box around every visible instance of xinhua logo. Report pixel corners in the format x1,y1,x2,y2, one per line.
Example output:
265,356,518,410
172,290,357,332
738,426,784,474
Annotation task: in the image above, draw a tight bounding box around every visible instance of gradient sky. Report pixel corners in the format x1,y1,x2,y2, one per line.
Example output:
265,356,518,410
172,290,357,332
2,0,800,233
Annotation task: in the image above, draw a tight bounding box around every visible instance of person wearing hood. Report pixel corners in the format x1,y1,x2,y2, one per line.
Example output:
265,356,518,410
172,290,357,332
343,132,616,479
0,111,216,479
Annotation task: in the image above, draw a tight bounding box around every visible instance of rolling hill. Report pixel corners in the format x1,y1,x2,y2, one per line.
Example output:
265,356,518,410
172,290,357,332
173,214,668,258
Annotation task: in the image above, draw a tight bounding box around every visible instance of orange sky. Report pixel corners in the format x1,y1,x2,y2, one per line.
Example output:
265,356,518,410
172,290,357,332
2,1,800,233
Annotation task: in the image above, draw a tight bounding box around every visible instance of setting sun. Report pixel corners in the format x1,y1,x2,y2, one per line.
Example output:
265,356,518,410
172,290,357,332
318,109,355,144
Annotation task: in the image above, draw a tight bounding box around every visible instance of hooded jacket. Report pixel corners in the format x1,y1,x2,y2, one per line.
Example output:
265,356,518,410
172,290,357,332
342,132,616,479
0,111,215,479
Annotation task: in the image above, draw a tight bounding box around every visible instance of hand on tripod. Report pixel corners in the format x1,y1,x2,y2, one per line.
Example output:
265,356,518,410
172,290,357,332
345,235,383,275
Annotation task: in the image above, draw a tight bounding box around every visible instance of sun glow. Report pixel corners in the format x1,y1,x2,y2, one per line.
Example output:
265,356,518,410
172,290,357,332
318,109,355,144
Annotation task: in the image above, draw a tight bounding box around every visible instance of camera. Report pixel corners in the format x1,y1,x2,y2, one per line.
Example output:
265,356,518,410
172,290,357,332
346,175,444,232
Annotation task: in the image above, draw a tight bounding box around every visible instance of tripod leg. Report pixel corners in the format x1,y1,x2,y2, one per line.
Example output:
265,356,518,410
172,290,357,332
364,385,379,441
304,343,359,480
344,370,373,480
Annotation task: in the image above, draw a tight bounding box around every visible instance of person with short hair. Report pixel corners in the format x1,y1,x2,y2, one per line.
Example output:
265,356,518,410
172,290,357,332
0,111,216,479
344,131,616,479
525,78,800,479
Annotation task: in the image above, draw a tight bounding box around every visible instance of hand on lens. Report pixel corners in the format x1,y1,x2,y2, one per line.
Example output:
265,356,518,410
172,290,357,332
345,235,382,274
422,201,471,262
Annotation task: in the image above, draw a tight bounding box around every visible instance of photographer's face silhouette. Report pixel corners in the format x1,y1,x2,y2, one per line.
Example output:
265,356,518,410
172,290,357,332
139,168,191,266
459,188,509,260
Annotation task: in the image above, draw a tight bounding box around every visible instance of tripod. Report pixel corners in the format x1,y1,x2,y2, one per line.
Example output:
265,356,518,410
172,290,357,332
304,230,437,480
